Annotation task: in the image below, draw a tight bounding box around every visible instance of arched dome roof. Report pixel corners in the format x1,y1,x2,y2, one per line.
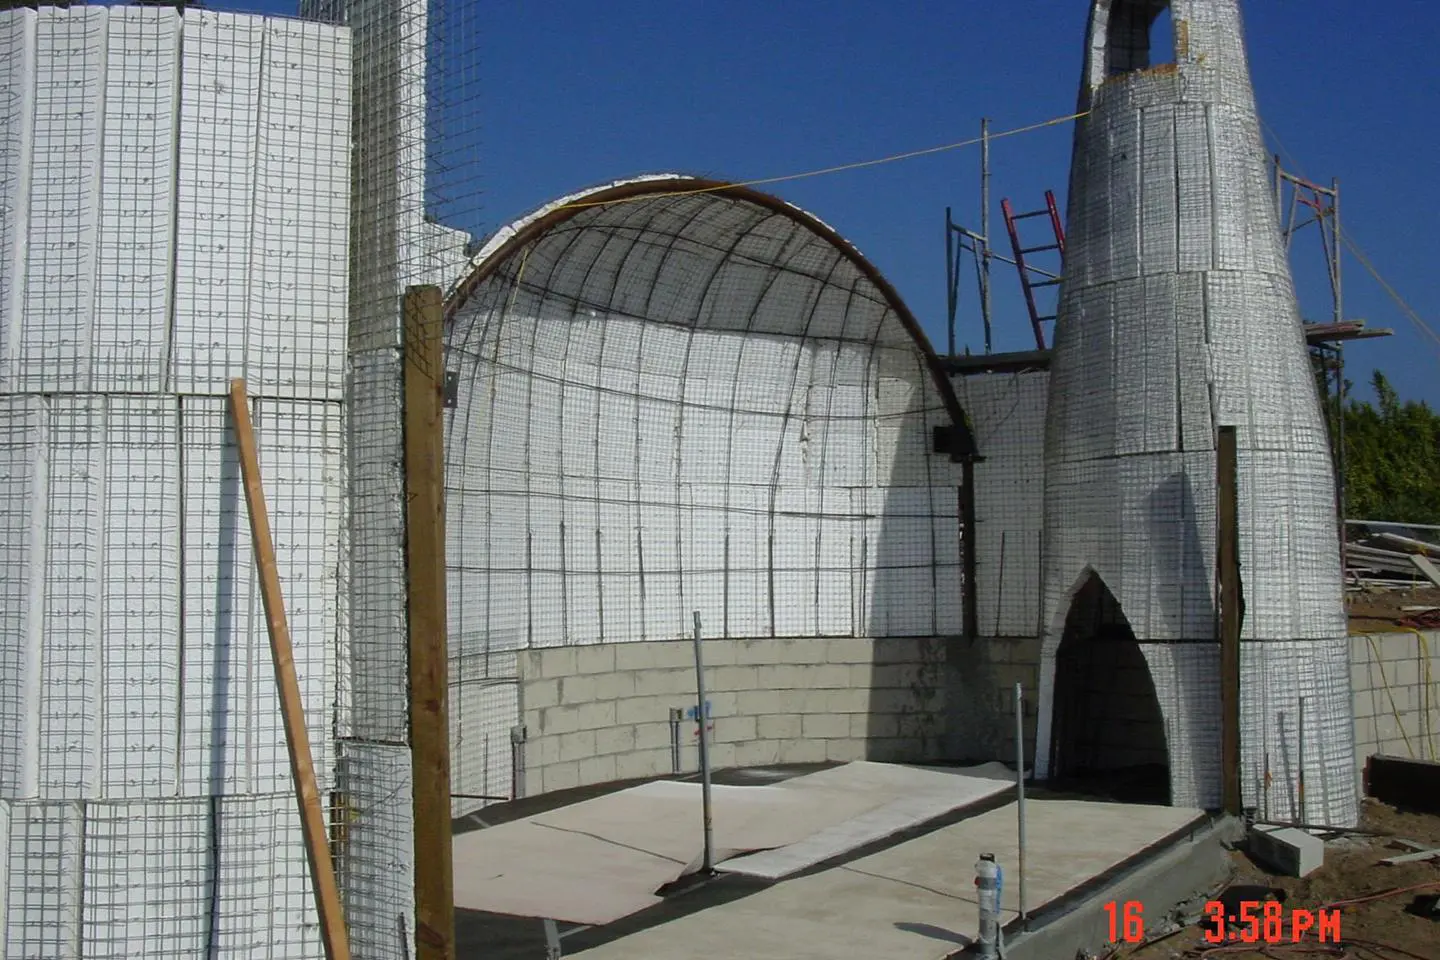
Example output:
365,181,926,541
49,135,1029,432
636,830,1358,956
445,175,972,451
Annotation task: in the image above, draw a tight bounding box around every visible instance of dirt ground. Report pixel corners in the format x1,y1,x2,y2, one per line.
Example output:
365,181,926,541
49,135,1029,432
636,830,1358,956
1116,800,1440,959
1347,585,1440,633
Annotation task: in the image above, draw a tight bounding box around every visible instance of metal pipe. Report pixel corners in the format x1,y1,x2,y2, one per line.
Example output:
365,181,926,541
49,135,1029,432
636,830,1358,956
669,707,683,775
1014,681,1027,928
980,117,992,355
692,611,715,875
1297,696,1307,823
946,206,956,356
510,724,528,800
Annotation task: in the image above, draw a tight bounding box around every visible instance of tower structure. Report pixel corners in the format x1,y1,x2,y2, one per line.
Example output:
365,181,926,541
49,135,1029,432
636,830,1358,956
1036,0,1357,824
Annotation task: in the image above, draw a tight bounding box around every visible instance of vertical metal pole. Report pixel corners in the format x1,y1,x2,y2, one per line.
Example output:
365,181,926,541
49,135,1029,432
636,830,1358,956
1331,178,1343,325
1297,696,1307,823
1332,178,1348,574
945,207,957,357
692,611,715,874
980,117,992,355
1014,682,1027,928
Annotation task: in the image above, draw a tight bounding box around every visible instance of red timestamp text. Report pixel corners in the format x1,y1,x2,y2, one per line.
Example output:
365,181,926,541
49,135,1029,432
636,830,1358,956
1103,899,1342,945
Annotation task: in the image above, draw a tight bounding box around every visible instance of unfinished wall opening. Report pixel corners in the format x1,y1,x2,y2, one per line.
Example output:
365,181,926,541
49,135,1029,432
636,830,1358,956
1103,0,1174,77
1049,572,1171,804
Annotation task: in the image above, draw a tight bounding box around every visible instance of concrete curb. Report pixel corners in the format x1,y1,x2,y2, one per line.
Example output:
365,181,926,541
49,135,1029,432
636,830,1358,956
956,814,1243,959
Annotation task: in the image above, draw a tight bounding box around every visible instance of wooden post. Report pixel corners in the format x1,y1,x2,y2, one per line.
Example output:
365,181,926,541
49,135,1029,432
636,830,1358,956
1217,424,1244,816
404,285,455,960
228,379,352,960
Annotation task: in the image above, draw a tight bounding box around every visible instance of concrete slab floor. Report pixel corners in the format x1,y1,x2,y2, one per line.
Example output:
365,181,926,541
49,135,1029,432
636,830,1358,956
568,800,1205,960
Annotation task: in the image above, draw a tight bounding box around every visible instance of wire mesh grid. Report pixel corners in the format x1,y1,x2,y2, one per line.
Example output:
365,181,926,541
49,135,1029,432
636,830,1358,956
1,2,356,955
443,186,966,807
297,0,486,952
953,370,1048,639
1037,0,1357,822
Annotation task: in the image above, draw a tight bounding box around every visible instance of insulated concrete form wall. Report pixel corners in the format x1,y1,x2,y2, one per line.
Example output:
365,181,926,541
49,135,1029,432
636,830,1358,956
1351,631,1440,782
0,7,350,957
1037,0,1357,823
947,370,1049,763
517,637,946,795
444,179,968,812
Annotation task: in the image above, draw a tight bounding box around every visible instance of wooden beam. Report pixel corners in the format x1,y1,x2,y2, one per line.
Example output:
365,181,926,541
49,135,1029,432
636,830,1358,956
228,379,352,960
404,286,456,960
1216,424,1243,816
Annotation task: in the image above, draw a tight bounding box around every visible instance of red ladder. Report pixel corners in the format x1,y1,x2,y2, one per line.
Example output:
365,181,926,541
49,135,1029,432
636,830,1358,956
1001,190,1066,350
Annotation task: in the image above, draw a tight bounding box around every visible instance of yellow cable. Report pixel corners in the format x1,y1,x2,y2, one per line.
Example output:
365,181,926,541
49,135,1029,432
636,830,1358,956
552,110,1091,212
1406,628,1438,761
1367,634,1415,758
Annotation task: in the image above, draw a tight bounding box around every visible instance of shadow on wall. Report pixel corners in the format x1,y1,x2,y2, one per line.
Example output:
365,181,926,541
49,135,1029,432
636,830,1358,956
860,345,961,763
1146,470,1221,803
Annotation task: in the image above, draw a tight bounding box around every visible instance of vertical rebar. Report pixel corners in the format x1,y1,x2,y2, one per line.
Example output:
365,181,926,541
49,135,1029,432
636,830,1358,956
980,117,992,354
1297,696,1307,823
669,708,683,775
692,611,715,875
1014,681,1027,928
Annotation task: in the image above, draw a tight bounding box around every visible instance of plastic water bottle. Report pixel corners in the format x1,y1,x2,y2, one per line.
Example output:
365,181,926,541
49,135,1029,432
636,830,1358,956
975,853,1000,959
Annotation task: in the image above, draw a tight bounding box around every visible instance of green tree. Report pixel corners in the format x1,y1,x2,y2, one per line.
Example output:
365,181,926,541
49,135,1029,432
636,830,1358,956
1341,371,1440,524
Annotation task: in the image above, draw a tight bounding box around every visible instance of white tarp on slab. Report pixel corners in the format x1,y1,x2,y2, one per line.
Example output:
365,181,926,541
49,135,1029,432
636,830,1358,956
451,762,1015,925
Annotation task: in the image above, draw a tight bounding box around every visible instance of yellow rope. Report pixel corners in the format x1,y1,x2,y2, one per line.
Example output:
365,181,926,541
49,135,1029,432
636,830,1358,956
1404,628,1438,761
551,110,1092,212
1367,633,1415,758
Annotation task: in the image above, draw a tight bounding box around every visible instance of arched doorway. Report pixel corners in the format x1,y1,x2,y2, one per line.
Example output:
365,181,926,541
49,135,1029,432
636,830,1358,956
1050,573,1170,804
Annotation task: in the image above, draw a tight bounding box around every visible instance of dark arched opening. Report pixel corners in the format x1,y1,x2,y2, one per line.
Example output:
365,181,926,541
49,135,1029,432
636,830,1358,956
1104,0,1174,77
1049,573,1171,804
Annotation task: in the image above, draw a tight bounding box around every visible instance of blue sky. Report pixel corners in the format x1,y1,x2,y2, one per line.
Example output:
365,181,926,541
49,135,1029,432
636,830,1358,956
234,0,1438,407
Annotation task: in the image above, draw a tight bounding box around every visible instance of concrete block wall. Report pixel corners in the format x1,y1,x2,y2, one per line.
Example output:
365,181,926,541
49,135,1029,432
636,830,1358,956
1351,630,1440,776
516,636,947,796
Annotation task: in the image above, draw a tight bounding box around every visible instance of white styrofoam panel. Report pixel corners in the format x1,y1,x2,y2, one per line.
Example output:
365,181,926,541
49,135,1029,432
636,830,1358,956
0,10,37,395
33,398,102,800
14,7,105,394
178,397,255,797
0,396,45,798
170,12,263,396
91,7,179,394
80,799,211,956
5,801,83,959
252,398,341,788
245,16,350,400
212,792,323,960
98,398,182,800
178,397,340,798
